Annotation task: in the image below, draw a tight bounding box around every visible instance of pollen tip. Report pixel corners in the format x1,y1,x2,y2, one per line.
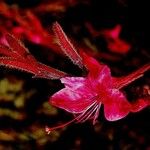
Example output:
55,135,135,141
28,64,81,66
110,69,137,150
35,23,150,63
45,126,51,134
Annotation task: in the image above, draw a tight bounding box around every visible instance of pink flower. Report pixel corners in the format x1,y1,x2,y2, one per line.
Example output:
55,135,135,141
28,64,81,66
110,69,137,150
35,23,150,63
49,52,149,127
101,25,131,54
85,23,131,54
46,22,150,133
46,54,149,133
50,53,131,122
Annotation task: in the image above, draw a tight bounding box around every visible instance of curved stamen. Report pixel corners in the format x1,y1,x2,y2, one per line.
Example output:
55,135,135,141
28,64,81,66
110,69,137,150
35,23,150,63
75,101,97,122
46,96,100,134
45,102,97,134
93,104,101,125
76,102,99,123
45,118,77,134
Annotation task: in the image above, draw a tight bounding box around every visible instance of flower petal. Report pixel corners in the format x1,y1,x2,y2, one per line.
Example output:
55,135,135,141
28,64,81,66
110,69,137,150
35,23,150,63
93,66,113,92
61,77,86,89
80,52,107,78
50,88,95,113
50,77,95,113
104,89,131,121
131,99,150,112
80,52,112,88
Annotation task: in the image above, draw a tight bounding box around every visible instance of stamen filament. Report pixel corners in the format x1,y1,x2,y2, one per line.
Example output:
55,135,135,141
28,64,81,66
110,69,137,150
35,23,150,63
93,104,101,125
45,118,76,134
76,103,99,123
45,101,100,134
75,101,97,122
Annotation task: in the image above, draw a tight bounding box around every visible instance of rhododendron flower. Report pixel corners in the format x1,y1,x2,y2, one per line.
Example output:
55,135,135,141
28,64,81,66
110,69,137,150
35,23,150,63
0,4,63,55
47,52,150,132
101,25,131,54
45,22,150,133
85,23,130,54
51,53,131,121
